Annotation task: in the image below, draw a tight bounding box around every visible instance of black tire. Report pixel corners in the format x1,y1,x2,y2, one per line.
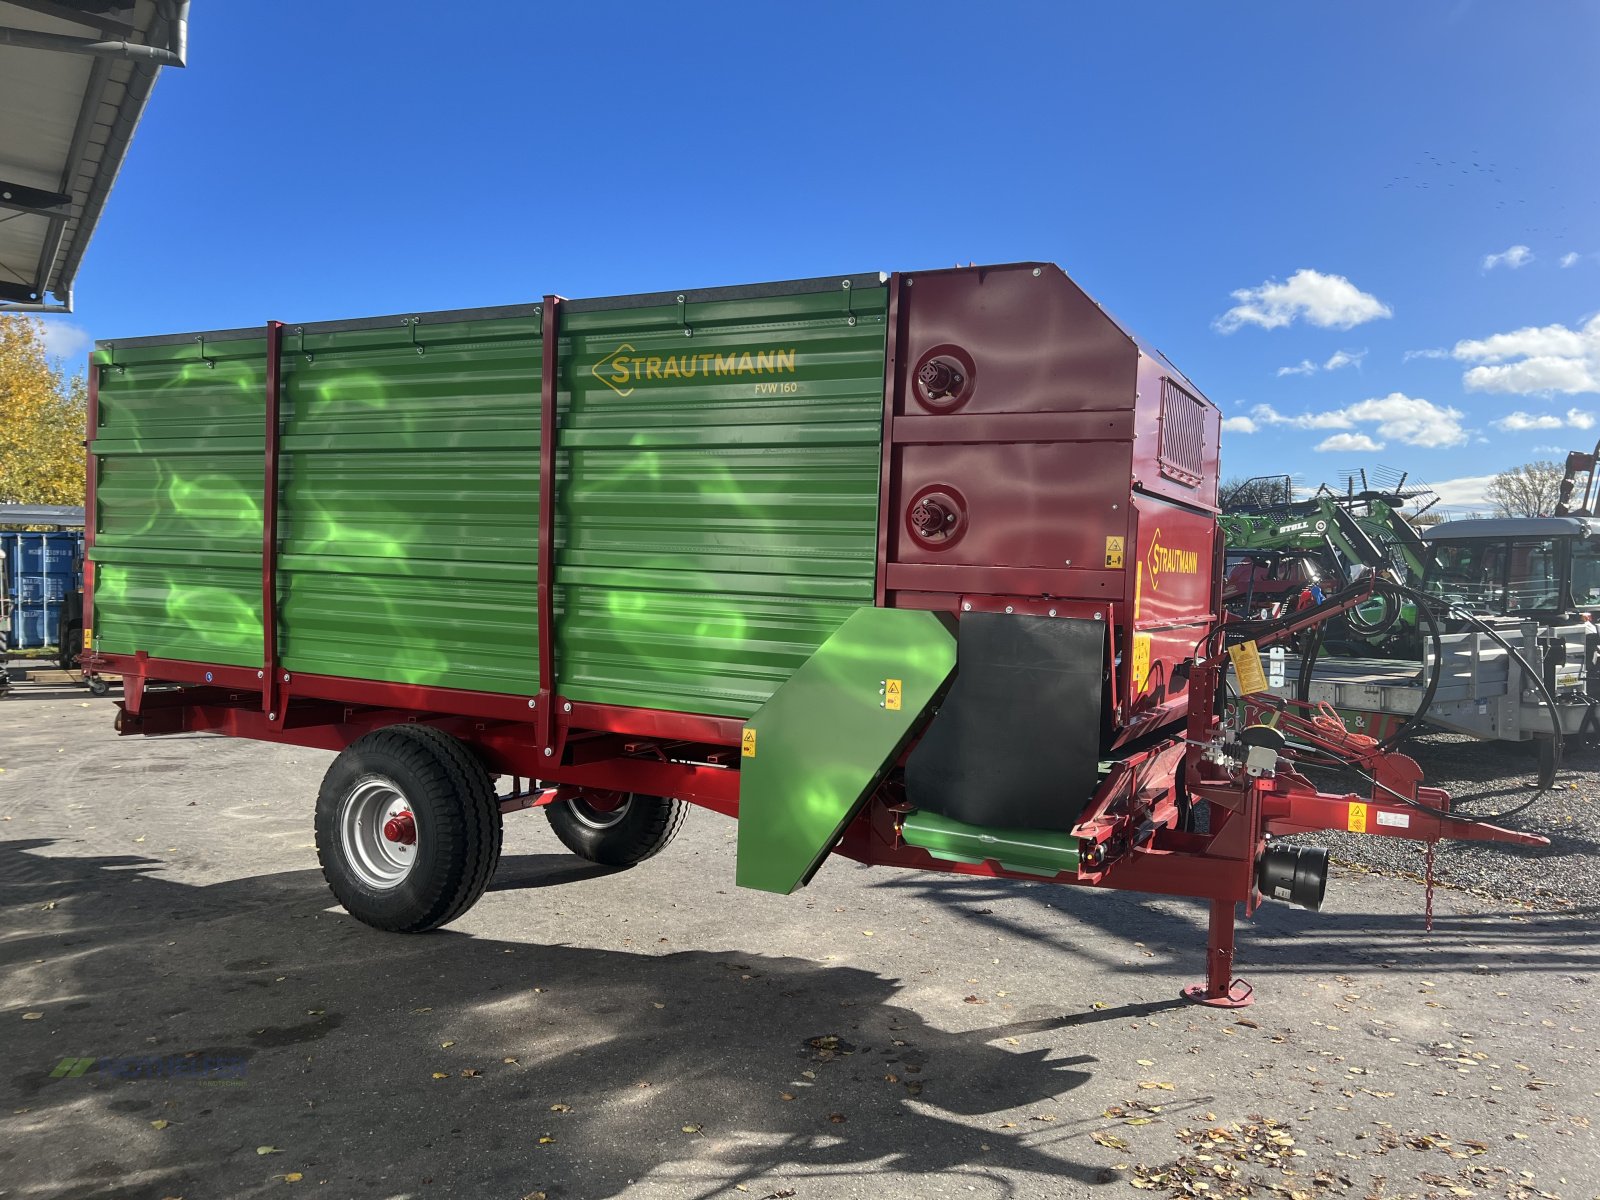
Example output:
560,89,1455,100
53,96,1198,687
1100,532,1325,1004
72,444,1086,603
60,625,82,672
86,676,110,696
545,792,685,867
315,724,502,932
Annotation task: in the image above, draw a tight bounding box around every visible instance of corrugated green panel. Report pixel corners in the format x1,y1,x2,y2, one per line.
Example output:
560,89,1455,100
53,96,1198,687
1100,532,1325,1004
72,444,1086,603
735,607,957,894
276,315,540,692
91,336,267,667
555,285,888,715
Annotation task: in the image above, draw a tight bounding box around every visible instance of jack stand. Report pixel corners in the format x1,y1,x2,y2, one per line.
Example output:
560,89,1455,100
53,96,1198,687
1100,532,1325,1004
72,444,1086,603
1182,899,1256,1008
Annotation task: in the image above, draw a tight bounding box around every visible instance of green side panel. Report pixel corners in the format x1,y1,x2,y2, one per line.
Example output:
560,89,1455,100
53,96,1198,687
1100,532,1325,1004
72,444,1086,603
735,607,957,895
275,314,541,692
554,285,888,717
900,810,1081,879
91,336,268,667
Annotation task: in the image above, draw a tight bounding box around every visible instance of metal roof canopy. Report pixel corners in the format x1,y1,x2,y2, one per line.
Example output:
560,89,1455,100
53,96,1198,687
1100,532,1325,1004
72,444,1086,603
0,1,188,312
0,502,85,525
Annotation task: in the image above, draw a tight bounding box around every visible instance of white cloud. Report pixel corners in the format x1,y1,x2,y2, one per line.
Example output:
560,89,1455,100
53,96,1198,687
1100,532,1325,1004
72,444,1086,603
1452,313,1600,395
1276,349,1366,377
1214,268,1392,333
1488,407,1592,434
38,319,93,362
1316,433,1384,453
1251,392,1467,448
1482,244,1533,270
1250,403,1352,430
1429,474,1499,515
1404,348,1448,362
1221,415,1258,433
1560,252,1581,269
1494,412,1563,431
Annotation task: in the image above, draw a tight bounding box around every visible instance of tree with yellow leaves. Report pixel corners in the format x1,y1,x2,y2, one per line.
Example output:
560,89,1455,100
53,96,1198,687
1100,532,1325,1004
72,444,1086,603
0,314,87,505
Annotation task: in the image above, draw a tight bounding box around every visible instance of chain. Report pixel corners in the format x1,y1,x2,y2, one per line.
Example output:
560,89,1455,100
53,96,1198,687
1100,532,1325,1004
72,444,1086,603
1423,842,1436,932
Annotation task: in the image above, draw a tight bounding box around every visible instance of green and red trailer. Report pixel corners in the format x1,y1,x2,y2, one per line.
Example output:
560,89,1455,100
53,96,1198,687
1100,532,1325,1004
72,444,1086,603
81,262,1542,1006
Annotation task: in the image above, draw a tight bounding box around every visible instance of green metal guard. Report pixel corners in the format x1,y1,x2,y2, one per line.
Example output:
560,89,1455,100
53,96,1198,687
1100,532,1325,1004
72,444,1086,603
735,607,957,894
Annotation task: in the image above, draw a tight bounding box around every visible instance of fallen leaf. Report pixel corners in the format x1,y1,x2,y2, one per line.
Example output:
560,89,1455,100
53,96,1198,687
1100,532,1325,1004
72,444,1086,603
682,1124,703,1134
861,930,875,937
460,1068,482,1078
1032,1113,1057,1122
1092,1001,1109,1010
1138,1081,1176,1091
652,1002,666,1009
1136,1058,1156,1067
1126,1117,1154,1125
277,1174,303,1184
21,1012,43,1020
257,1146,282,1156
963,995,987,1004
441,1041,455,1049
503,1057,520,1065
538,1136,556,1144
780,1092,795,1101
150,1119,170,1130
549,1103,571,1113
1092,1130,1130,1149
828,1112,847,1123
431,1072,449,1080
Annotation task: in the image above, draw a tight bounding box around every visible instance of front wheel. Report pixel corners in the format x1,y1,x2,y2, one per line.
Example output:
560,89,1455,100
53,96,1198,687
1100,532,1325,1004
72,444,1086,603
315,724,502,932
545,791,685,866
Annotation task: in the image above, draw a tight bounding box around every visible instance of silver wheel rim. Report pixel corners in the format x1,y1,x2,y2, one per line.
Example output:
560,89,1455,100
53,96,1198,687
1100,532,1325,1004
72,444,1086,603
568,795,632,831
340,776,417,890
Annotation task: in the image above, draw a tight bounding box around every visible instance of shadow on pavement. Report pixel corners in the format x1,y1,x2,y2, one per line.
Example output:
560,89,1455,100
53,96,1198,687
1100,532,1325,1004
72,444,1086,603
866,870,1598,979
0,840,1115,1200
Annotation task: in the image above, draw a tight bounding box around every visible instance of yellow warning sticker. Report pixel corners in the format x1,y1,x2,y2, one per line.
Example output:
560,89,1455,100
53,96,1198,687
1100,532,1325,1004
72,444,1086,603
1346,802,1368,833
82,626,92,649
884,678,903,711
1228,640,1269,695
741,728,757,758
1131,633,1152,692
1104,535,1125,569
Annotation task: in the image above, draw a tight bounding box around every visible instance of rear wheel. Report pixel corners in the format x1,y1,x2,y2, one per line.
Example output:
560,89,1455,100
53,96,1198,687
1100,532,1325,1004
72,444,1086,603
315,725,502,932
60,624,82,672
545,791,685,866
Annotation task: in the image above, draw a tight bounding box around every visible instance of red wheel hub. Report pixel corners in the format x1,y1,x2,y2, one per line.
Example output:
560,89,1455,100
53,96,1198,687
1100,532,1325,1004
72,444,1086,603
577,789,628,813
383,810,416,845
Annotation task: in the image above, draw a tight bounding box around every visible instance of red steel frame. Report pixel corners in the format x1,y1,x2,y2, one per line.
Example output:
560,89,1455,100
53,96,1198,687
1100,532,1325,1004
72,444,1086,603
85,269,1547,1007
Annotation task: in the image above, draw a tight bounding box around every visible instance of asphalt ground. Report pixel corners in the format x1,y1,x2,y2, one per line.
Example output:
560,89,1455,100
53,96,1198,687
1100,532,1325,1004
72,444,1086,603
1,664,1595,1200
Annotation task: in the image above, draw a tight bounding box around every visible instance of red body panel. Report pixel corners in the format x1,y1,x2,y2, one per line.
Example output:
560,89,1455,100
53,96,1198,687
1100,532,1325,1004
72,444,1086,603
880,263,1221,733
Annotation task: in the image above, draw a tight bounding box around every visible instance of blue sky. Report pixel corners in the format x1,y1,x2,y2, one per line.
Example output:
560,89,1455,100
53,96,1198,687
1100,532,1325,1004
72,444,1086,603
35,2,1600,513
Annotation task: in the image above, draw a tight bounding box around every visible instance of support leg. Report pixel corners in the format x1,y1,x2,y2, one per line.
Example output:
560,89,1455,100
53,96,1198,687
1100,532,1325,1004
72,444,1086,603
1181,899,1255,1008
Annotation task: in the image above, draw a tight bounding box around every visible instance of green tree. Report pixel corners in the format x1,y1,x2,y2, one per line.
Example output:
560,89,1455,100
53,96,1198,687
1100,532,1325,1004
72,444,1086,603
0,315,87,505
1485,460,1563,518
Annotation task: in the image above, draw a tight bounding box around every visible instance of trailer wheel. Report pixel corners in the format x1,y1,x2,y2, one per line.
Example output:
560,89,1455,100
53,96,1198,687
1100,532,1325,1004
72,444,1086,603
545,791,685,867
60,625,82,672
315,725,502,932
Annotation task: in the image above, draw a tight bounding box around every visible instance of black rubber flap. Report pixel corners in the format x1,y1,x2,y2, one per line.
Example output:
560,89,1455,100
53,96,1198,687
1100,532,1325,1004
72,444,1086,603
905,613,1104,832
